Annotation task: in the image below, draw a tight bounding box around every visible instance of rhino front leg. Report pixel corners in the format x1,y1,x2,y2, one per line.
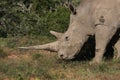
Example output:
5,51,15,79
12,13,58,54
92,25,117,64
114,39,120,59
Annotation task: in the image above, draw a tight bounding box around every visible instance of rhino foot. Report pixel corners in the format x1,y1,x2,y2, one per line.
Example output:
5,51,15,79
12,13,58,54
89,58,103,65
114,46,120,60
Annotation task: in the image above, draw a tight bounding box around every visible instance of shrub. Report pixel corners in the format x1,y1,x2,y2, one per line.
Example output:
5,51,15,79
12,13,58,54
0,0,71,37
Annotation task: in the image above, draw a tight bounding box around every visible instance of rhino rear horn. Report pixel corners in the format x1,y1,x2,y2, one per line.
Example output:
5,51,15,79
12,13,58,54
50,30,63,39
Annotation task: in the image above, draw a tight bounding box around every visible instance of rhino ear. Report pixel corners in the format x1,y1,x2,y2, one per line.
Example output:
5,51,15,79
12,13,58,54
69,4,76,15
65,2,76,15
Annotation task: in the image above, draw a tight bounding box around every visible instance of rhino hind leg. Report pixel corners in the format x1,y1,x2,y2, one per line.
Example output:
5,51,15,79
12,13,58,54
92,25,117,64
114,39,120,59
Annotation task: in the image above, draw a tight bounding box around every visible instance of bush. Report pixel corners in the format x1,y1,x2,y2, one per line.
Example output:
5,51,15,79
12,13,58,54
0,0,72,37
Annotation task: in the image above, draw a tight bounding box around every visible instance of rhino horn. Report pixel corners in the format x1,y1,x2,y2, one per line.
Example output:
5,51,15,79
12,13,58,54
18,41,59,52
50,30,63,39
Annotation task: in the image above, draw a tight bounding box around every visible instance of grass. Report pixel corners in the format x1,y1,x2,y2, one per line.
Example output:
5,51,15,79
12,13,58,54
0,37,120,80
0,48,8,58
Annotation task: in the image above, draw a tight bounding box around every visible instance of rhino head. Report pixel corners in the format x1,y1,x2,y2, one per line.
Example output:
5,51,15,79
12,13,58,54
19,2,93,60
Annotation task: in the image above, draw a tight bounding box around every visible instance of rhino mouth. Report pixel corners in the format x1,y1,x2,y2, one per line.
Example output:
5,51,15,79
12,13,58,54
64,52,79,60
59,56,74,60
64,56,75,60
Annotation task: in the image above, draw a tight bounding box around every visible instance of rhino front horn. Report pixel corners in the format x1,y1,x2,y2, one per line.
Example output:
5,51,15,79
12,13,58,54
18,41,59,52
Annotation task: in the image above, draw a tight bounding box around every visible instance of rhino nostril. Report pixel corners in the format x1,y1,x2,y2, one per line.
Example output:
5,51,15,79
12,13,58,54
60,54,64,58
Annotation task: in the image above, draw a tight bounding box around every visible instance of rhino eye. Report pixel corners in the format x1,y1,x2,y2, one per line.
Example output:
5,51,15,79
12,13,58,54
65,36,69,41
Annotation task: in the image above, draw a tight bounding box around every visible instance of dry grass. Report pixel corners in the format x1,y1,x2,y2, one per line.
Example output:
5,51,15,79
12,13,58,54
0,37,120,80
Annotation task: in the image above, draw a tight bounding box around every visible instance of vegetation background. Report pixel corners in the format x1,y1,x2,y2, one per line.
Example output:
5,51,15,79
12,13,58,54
0,0,80,37
0,0,120,80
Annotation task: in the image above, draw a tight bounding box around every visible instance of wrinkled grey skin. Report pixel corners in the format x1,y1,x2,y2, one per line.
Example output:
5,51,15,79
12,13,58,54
19,0,120,64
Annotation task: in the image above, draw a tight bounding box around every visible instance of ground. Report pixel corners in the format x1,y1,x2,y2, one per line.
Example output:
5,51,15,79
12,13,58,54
0,37,120,80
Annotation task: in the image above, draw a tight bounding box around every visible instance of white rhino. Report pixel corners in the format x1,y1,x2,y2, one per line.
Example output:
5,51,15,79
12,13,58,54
19,0,120,64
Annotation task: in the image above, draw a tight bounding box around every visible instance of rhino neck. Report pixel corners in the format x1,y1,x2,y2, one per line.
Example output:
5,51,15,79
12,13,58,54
67,0,95,35
67,21,95,37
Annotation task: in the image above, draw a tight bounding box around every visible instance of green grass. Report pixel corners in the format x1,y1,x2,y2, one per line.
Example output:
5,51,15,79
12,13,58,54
0,37,120,80
0,48,8,58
